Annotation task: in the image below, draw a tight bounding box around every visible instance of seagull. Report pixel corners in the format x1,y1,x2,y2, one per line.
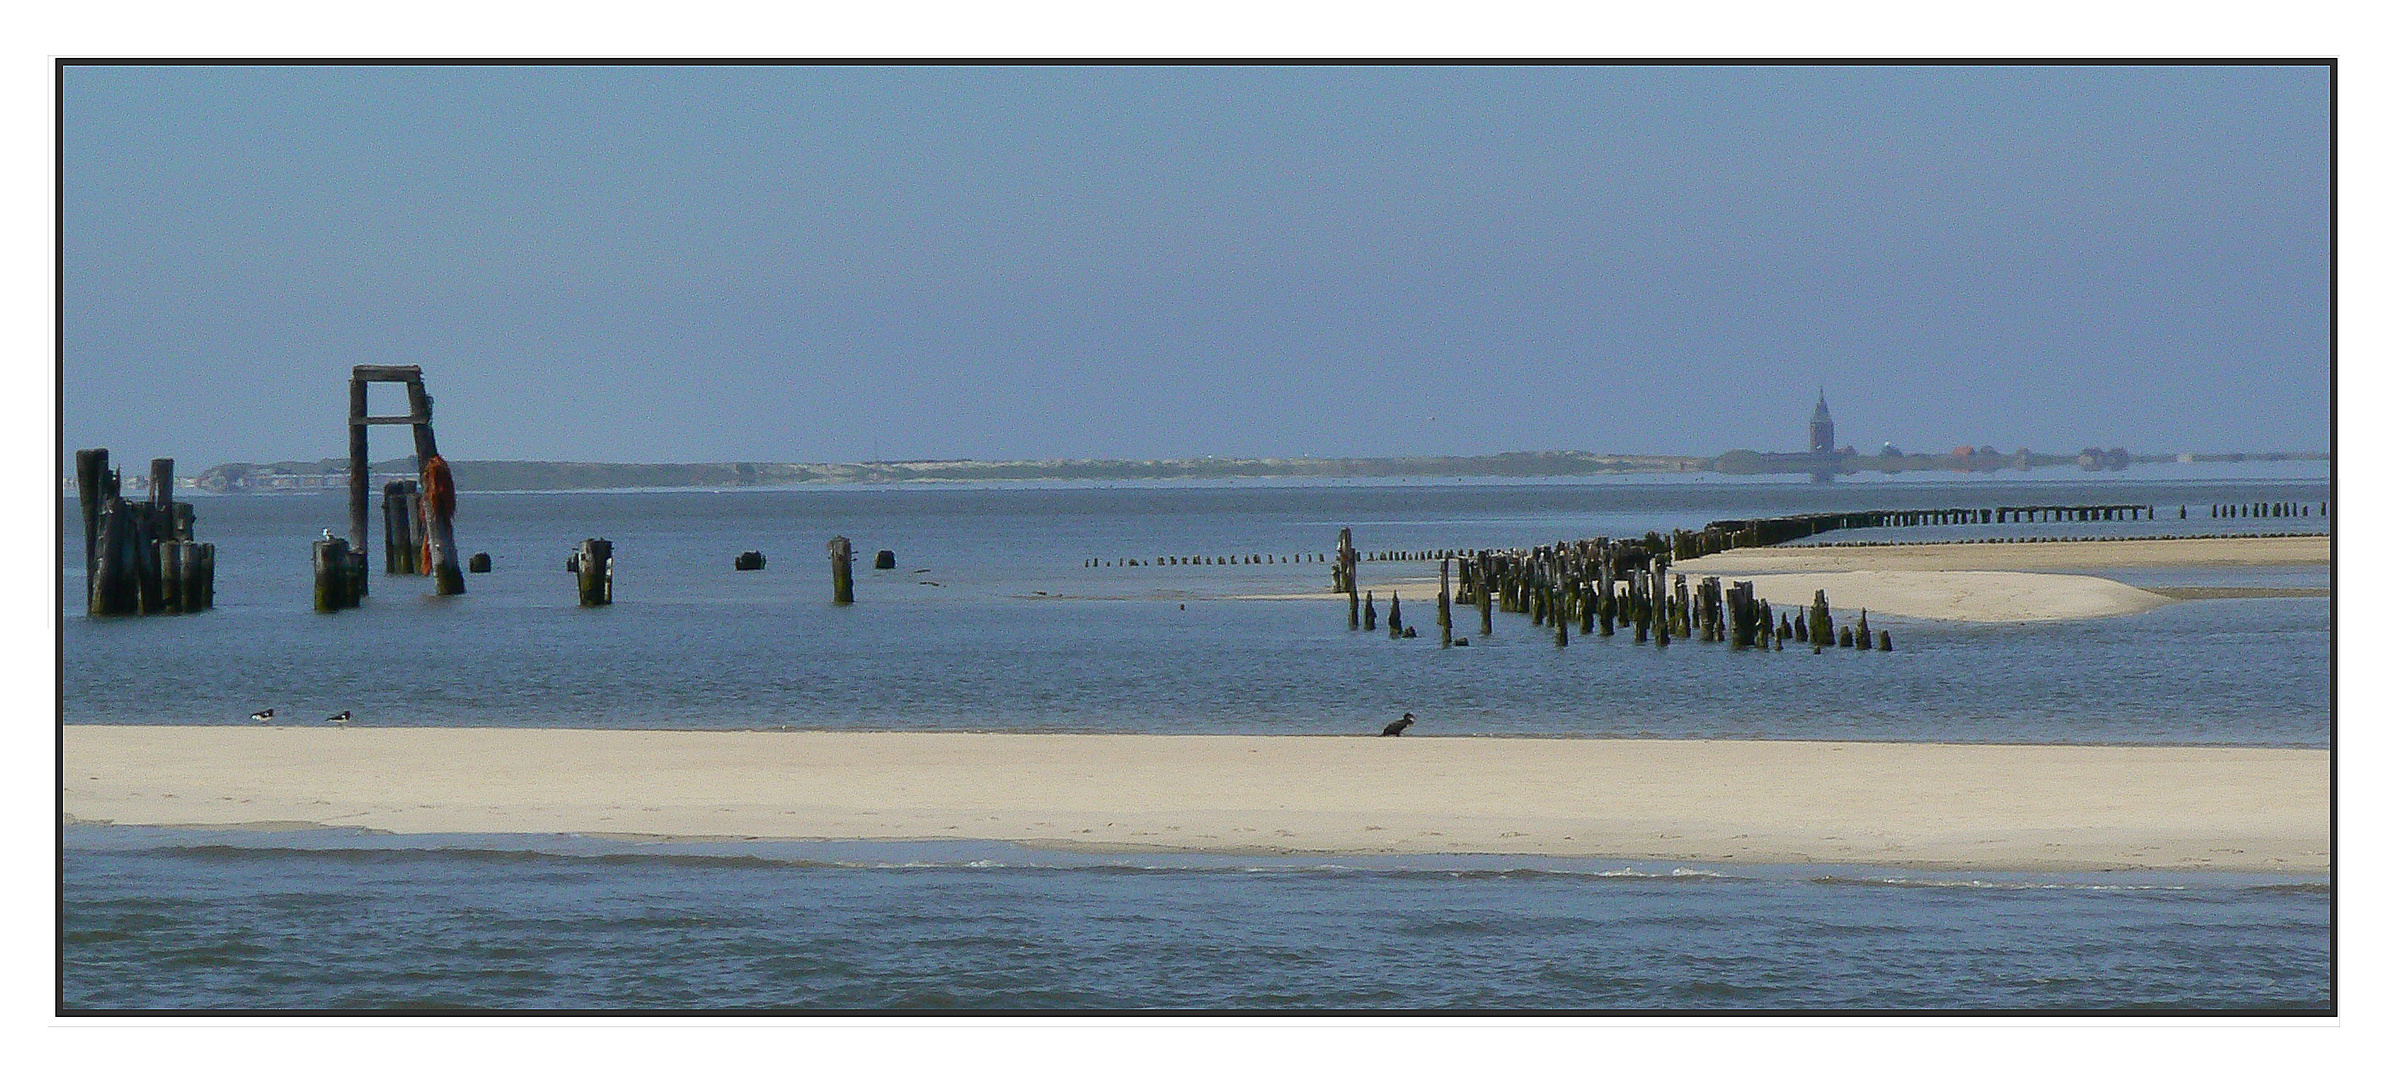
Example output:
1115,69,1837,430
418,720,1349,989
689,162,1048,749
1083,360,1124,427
1380,712,1415,737
325,710,351,726
250,708,274,723
321,528,333,541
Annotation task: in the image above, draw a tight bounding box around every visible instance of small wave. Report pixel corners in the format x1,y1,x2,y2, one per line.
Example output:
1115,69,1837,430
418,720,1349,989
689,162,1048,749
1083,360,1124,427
2243,882,2332,895
1810,875,2190,892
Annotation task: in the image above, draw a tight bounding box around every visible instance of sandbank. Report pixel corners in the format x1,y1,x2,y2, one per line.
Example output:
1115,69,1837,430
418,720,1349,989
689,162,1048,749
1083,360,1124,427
1256,537,2330,620
1676,535,2328,574
66,727,2326,874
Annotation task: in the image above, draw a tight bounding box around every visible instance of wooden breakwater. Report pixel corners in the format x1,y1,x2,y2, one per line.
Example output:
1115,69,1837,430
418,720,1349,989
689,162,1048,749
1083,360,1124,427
1425,539,1889,655
76,449,216,616
1675,504,2158,559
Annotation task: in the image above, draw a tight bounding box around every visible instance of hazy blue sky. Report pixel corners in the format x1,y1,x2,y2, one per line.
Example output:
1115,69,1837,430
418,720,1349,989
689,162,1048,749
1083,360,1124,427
62,64,2330,466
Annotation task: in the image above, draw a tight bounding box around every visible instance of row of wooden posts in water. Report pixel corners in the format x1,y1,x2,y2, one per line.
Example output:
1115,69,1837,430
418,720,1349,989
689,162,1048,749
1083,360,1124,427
2209,501,2322,518
1334,527,1891,652
75,449,216,616
561,535,895,607
1078,498,2330,571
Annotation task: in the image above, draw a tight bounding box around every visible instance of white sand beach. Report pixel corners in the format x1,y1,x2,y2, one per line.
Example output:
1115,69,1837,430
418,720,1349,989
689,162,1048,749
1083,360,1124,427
66,727,2327,874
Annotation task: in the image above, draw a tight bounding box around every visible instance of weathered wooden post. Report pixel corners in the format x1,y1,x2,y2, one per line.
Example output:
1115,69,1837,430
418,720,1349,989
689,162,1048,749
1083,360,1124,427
75,449,108,580
1438,559,1453,647
1361,591,1377,631
1839,625,1855,648
1878,629,1893,651
159,540,183,614
468,553,492,573
413,420,465,596
827,536,854,604
1810,589,1835,649
1479,555,1495,635
577,538,614,606
313,537,364,612
149,457,173,510
348,375,370,552
1856,609,1872,650
1339,528,1359,629
381,482,407,573
875,549,897,570
1389,592,1405,639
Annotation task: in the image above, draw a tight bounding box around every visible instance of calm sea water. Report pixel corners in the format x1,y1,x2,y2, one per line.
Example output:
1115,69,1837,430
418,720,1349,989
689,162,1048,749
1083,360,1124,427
62,467,2330,744
59,467,2333,1011
64,829,2330,1012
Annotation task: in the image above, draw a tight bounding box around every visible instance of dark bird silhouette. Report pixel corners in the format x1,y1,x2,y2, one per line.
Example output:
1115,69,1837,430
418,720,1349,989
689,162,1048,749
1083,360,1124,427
325,710,351,726
1380,712,1415,737
250,708,274,723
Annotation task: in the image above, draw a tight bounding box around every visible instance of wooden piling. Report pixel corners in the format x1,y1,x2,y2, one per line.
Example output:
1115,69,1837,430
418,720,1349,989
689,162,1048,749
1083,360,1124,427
577,538,614,606
149,457,173,510
1438,559,1453,648
1389,593,1405,639
159,540,183,613
827,536,854,604
1809,590,1835,649
1364,591,1378,631
313,537,365,612
1878,629,1893,652
348,376,370,550
1478,557,1494,635
875,549,897,570
1339,528,1359,629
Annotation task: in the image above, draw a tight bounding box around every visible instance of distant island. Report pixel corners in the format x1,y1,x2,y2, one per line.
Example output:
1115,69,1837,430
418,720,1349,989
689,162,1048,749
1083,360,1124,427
77,447,2327,495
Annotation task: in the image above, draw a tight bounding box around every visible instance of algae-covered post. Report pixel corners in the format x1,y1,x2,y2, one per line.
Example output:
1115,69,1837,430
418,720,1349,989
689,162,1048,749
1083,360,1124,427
1438,558,1453,648
313,537,365,612
1337,528,1359,628
75,448,109,577
828,536,854,605
410,403,465,597
577,538,614,606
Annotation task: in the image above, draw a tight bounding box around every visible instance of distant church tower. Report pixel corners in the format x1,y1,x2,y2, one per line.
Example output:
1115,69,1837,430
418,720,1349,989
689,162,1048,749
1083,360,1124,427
1809,390,1836,455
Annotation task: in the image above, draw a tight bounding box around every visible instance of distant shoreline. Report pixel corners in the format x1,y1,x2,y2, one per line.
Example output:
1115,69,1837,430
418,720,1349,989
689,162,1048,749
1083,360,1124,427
69,450,2332,495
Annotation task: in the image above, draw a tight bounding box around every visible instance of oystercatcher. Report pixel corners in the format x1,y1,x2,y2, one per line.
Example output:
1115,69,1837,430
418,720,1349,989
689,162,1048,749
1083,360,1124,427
325,710,351,726
250,708,274,723
1380,712,1415,737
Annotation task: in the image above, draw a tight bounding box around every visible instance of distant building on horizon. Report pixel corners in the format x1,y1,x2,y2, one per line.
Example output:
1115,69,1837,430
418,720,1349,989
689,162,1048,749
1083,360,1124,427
1714,392,1856,482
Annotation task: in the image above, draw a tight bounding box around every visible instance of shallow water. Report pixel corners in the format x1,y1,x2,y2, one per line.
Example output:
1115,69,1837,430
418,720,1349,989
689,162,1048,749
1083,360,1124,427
61,828,2330,1012
61,470,2330,745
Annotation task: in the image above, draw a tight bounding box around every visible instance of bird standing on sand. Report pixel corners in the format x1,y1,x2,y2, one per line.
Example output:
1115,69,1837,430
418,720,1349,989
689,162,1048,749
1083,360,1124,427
1380,712,1415,737
250,708,274,723
325,710,351,726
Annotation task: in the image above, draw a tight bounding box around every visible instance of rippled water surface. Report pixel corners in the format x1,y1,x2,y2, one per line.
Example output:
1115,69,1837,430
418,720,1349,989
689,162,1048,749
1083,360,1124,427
63,829,2330,1012
62,468,2330,745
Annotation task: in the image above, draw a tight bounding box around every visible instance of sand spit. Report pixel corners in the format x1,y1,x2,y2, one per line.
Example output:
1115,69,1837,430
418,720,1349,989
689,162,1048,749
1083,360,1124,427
65,727,2327,874
1676,535,2328,574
